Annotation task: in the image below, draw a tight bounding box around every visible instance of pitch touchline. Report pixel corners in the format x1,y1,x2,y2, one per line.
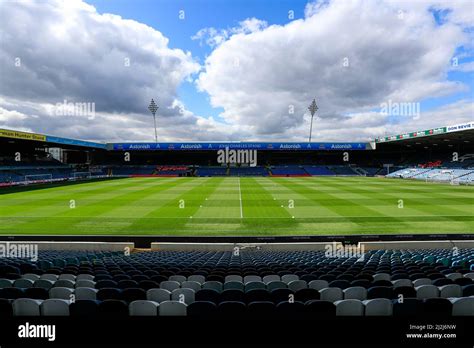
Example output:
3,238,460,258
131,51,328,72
238,177,243,218
8,215,472,219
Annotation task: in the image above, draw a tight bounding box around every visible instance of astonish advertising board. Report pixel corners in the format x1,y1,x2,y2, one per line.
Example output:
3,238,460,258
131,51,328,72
110,142,369,151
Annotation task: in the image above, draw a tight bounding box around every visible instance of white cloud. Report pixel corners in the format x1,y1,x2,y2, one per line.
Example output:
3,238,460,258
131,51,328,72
191,18,268,48
0,0,201,113
196,0,473,140
0,0,207,141
0,0,472,143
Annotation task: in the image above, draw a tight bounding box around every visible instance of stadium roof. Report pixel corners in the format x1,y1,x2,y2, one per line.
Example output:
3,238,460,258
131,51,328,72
1,121,472,151
0,128,372,151
375,121,473,143
0,128,106,149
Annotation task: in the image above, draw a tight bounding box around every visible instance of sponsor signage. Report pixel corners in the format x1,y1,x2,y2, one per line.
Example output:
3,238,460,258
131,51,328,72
376,121,473,143
0,129,46,142
446,122,473,133
110,142,368,151
376,126,447,143
0,128,106,148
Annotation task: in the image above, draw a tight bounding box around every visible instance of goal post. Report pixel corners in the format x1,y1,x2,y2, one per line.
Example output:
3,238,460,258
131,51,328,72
24,174,53,183
72,172,92,180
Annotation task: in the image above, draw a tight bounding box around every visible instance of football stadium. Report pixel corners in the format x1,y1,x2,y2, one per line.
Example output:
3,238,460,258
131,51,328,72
0,0,473,346
0,125,473,237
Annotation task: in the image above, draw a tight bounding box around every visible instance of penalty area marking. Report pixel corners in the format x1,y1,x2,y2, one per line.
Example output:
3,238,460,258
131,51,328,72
120,214,469,220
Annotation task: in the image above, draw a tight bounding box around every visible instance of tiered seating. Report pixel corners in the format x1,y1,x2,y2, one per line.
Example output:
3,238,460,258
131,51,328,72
155,166,189,176
1,248,473,317
387,168,474,184
0,156,64,167
416,169,444,180
327,166,358,175
303,166,335,176
0,166,73,184
109,165,155,176
0,171,23,183
444,154,474,169
429,169,473,182
359,167,382,176
420,160,442,168
229,167,269,176
386,168,429,179
457,172,474,184
196,167,228,176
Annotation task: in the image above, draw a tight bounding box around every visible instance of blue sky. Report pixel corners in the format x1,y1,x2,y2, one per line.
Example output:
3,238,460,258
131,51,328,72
87,0,310,120
1,0,473,142
88,0,474,123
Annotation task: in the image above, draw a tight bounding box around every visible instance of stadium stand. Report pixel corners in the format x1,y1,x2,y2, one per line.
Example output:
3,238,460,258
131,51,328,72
196,166,228,176
327,166,359,176
270,165,310,176
302,166,335,176
1,123,472,185
229,166,269,176
109,165,155,176
1,248,473,317
154,165,189,176
387,168,474,184
358,167,383,176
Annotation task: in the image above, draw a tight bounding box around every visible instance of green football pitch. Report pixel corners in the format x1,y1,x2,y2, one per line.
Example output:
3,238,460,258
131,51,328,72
0,177,472,236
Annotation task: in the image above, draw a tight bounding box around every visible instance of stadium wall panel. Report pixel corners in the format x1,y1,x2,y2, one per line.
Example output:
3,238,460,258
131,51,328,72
151,242,342,251
360,240,474,250
3,241,134,251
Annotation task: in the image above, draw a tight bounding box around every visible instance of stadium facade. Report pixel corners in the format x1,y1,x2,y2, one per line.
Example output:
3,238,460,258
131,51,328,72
0,121,472,244
0,121,472,182
0,122,473,335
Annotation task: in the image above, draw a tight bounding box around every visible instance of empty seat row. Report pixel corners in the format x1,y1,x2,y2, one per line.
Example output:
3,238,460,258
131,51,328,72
0,249,474,282
2,297,472,317
4,275,473,293
0,278,94,289
322,284,474,301
3,283,474,303
18,273,95,282
125,277,474,293
158,279,309,292
4,252,474,294
0,298,187,317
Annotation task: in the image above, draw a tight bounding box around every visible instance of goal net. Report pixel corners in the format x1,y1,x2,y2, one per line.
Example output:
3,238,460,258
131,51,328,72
24,174,53,183
72,172,92,180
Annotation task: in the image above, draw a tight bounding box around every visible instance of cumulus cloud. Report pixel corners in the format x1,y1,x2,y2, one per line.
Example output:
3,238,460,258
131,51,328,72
0,96,249,142
0,0,472,143
0,0,200,114
0,0,212,141
196,0,474,140
192,18,268,48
